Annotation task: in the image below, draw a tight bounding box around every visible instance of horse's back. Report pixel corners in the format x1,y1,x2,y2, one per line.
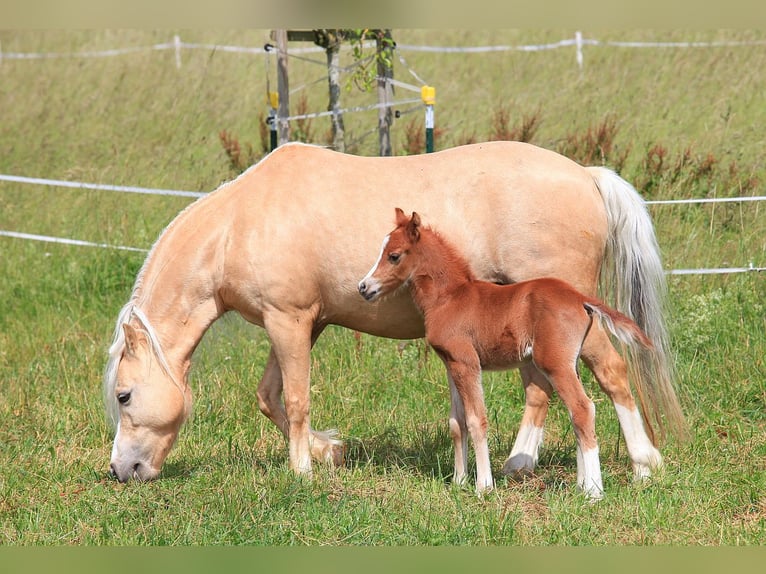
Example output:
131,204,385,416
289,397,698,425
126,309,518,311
216,142,609,337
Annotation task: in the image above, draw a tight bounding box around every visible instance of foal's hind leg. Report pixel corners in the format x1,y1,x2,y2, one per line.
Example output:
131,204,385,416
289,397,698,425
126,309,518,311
580,325,662,479
501,364,552,478
538,362,604,500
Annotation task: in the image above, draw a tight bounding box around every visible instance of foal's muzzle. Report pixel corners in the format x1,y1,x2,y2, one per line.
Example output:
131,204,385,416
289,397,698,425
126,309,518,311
358,280,379,302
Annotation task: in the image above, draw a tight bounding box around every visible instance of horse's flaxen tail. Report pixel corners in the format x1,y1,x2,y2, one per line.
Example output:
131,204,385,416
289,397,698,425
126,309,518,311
587,166,689,444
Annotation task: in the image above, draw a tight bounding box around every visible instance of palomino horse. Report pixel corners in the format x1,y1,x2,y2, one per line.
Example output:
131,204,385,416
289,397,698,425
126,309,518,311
104,141,685,483
359,209,657,498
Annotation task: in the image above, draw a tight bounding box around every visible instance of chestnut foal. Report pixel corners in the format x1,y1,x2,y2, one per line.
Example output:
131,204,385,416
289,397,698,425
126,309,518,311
358,209,655,499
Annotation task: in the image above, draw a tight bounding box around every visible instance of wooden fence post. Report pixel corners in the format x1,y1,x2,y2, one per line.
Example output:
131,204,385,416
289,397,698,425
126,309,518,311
275,29,290,145
325,31,345,152
377,29,394,156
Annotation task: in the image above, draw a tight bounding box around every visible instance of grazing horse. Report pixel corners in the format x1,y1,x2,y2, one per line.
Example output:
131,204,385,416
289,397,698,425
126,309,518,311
104,141,685,483
359,209,658,498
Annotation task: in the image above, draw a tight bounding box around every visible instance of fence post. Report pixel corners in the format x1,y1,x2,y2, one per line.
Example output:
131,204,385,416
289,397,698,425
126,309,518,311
275,29,290,145
576,31,583,72
325,33,345,152
421,85,435,153
377,29,394,156
268,91,279,151
174,34,182,69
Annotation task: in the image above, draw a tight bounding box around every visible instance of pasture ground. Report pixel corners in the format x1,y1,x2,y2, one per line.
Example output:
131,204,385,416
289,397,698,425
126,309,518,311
0,30,764,545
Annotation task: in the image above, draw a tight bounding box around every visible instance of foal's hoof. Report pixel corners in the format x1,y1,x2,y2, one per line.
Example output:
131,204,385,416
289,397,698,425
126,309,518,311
501,454,536,479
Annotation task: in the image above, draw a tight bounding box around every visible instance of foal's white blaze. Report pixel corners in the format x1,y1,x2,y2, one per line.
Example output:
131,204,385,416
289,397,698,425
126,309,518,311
614,403,663,479
358,234,390,299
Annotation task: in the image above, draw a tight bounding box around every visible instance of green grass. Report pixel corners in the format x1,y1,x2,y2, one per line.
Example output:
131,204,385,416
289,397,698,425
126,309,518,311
1,30,765,545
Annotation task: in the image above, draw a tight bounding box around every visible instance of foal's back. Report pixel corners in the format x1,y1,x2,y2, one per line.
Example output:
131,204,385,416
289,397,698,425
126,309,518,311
427,276,595,371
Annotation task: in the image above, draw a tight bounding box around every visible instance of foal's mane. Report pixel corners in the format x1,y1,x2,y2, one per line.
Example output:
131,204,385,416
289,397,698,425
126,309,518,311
412,223,476,283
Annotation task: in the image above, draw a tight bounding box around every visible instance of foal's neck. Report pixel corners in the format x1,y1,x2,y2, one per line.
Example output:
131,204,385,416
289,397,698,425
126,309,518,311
409,230,475,307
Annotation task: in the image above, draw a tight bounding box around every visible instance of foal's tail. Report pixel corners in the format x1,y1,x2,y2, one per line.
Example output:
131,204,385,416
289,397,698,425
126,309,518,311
584,301,654,350
587,166,688,443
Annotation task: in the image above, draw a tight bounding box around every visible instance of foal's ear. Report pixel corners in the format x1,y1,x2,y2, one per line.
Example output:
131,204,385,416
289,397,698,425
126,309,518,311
394,207,408,226
407,211,421,242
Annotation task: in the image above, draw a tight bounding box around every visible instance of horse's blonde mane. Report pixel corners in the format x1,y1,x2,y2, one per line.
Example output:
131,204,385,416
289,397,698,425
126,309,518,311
103,302,178,428
102,163,261,428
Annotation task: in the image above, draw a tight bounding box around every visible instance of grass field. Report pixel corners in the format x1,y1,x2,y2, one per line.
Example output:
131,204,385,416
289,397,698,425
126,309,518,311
0,30,765,545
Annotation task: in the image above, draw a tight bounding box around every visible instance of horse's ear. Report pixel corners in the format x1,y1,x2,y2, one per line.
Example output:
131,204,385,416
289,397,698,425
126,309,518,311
407,211,421,242
122,323,141,357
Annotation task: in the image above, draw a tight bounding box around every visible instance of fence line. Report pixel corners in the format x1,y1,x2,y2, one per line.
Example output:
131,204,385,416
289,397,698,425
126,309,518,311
3,33,766,68
1,172,764,275
3,172,765,206
1,228,762,276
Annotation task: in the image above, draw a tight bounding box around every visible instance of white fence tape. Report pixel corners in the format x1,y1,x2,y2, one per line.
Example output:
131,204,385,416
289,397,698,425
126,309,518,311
3,172,763,207
4,35,766,62
0,174,205,198
0,229,148,252
1,172,764,275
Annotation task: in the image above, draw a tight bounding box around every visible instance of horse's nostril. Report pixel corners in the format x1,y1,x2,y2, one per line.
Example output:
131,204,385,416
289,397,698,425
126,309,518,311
109,463,117,478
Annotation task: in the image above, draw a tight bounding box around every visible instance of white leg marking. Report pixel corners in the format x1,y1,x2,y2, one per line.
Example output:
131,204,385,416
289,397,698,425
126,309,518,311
614,403,663,480
502,424,544,476
578,445,605,501
473,436,494,494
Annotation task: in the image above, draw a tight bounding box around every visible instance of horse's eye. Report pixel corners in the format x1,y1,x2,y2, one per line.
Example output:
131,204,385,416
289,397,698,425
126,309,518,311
117,391,132,405
388,253,401,264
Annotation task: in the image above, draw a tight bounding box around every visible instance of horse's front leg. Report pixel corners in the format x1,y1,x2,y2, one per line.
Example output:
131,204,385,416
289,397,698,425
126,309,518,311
256,326,344,468
501,364,552,477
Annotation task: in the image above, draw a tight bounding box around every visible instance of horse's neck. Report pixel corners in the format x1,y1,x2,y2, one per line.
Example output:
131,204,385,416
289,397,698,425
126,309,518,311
409,231,474,310
132,202,227,375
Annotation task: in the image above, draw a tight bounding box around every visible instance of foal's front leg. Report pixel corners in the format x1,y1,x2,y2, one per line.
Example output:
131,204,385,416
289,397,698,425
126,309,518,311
437,345,494,494
446,370,469,486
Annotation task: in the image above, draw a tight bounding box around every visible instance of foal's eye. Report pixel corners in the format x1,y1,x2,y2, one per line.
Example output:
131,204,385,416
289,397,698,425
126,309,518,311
117,391,132,406
388,253,401,264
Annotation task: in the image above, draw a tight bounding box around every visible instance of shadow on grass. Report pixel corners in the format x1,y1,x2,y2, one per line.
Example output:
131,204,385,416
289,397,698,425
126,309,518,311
342,424,582,493
344,424,453,481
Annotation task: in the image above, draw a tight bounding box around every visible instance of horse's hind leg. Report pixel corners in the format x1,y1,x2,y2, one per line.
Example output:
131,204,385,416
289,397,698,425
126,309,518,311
580,325,662,479
501,364,552,478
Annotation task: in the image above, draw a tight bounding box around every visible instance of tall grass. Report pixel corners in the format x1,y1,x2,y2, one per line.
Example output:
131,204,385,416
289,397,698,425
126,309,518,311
0,30,764,545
